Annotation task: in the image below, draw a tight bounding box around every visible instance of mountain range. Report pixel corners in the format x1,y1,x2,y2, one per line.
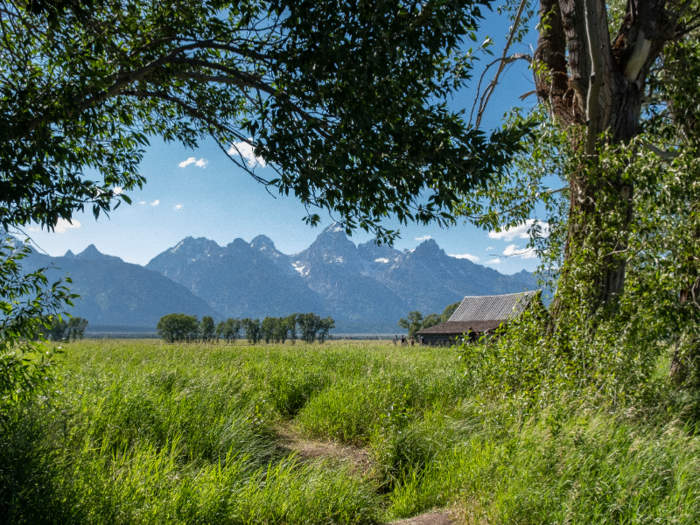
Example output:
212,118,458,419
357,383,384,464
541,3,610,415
20,243,217,327
17,224,541,333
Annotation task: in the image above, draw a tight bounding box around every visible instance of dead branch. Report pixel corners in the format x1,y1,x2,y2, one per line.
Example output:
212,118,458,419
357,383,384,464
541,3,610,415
642,141,681,160
470,0,529,129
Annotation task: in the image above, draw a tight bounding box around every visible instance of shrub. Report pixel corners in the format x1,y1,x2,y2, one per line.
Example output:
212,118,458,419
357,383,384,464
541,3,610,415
459,296,667,412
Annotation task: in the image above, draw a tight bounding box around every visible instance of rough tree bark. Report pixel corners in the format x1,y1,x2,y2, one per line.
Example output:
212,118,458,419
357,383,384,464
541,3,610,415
535,0,688,307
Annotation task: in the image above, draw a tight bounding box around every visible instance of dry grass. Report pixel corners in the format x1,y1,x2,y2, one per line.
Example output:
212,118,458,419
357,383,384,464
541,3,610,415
276,423,377,476
390,512,454,525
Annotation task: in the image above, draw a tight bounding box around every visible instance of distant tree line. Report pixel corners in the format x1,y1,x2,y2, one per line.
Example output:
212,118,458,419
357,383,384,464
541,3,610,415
32,316,89,342
157,313,335,344
398,302,460,339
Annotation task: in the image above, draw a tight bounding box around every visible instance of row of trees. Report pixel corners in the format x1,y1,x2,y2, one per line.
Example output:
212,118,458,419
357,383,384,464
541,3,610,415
45,317,89,342
398,302,461,338
157,313,335,344
26,316,89,342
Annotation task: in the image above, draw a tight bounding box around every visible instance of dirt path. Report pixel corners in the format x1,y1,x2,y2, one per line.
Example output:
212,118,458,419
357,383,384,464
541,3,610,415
275,425,454,525
390,512,453,525
275,425,375,475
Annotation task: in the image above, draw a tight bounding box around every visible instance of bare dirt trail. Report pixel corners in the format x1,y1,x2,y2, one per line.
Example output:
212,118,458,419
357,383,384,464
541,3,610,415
275,424,376,475
275,424,457,524
389,512,453,524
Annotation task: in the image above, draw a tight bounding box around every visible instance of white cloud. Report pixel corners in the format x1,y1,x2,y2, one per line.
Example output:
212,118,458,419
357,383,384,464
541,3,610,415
27,226,40,232
488,219,549,241
54,218,81,234
228,141,266,168
503,244,537,259
486,258,502,264
174,204,183,210
113,186,123,195
179,157,197,168
415,235,432,242
150,200,160,207
138,201,146,205
179,157,208,169
449,253,480,263
503,244,523,256
486,246,494,251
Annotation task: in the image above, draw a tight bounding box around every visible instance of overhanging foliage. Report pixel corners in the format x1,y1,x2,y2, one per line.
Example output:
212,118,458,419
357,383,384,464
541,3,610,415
0,0,529,243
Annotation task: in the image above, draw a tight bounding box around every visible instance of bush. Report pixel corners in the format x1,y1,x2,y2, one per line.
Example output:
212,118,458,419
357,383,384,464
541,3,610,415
459,296,667,412
0,239,75,522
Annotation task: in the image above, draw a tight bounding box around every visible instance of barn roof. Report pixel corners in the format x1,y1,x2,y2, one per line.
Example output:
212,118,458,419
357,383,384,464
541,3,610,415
417,290,541,336
447,290,540,323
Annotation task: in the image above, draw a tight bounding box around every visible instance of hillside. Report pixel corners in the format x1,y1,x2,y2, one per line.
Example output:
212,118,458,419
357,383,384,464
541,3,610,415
21,245,219,327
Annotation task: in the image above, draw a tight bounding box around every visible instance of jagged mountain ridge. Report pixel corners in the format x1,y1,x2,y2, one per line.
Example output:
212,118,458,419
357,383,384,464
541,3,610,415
20,244,219,327
146,236,323,319
146,224,540,331
368,238,539,313
10,226,540,333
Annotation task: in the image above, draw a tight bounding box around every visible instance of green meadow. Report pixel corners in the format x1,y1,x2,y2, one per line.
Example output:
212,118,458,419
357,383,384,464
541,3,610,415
4,339,700,524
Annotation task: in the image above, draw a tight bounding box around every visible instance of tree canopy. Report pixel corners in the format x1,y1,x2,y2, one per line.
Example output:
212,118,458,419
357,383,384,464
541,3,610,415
0,0,528,243
157,313,199,343
454,0,700,391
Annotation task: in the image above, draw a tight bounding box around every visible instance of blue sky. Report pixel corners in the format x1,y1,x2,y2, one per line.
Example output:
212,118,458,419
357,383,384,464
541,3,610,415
22,7,543,275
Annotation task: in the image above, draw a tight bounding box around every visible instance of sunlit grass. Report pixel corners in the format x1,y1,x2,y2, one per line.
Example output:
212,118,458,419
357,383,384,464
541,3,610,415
2,339,700,524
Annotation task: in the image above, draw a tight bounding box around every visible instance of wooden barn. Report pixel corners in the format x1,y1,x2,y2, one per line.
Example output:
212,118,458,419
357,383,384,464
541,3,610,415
417,290,541,345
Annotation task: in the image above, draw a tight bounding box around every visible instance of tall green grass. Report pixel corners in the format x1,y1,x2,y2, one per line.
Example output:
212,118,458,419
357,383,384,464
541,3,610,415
2,339,700,524
4,341,394,524
388,404,700,523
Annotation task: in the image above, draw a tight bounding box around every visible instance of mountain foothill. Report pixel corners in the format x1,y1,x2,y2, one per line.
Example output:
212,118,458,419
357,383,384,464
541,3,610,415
18,224,539,333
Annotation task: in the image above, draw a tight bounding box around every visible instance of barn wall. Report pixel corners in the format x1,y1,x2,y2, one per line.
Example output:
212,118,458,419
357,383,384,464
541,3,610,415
422,334,465,346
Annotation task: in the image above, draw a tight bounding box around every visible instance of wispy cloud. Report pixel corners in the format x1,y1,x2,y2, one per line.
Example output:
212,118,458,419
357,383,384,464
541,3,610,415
179,157,208,168
486,246,494,251
150,200,160,207
174,204,183,210
228,141,266,168
488,219,549,241
503,244,537,259
449,253,480,263
415,235,432,242
49,218,82,234
138,200,146,205
486,258,502,265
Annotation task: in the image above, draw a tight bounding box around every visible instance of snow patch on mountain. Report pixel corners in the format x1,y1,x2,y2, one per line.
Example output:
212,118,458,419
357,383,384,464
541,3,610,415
293,263,309,276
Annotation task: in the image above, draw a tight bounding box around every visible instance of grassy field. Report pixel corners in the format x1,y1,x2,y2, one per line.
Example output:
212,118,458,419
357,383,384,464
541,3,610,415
3,339,700,524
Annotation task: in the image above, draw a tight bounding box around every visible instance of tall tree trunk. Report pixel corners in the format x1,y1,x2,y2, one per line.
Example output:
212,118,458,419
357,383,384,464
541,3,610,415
537,0,680,309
